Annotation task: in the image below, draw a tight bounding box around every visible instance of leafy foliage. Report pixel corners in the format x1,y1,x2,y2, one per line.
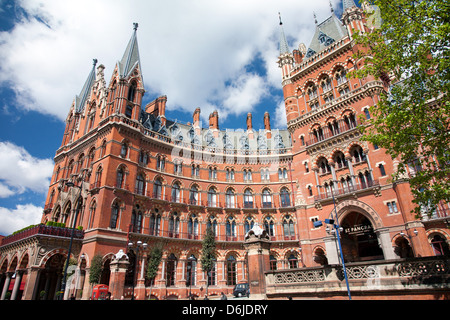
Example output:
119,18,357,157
201,226,216,273
146,243,163,280
89,254,103,284
351,0,450,217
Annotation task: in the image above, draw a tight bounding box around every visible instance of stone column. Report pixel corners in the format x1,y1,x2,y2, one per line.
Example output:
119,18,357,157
109,249,130,300
10,270,23,300
22,267,41,300
1,272,12,300
243,231,271,299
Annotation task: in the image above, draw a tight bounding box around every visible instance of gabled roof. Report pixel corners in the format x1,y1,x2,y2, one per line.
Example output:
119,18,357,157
118,23,142,80
305,14,348,59
74,59,97,113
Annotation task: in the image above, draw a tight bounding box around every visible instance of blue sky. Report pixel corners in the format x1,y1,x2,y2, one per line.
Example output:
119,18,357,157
0,0,347,236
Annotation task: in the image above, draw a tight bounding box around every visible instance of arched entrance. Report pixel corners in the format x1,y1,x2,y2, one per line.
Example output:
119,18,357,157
340,211,384,262
35,254,66,300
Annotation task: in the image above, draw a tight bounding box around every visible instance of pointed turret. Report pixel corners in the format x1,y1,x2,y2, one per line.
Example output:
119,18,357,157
278,13,290,55
119,23,142,81
75,59,97,113
342,0,357,11
277,13,294,80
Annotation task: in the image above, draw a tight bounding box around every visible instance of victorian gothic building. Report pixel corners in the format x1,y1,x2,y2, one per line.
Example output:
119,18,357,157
0,1,448,300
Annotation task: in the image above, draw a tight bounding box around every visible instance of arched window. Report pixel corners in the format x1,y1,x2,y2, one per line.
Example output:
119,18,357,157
188,214,199,239
270,255,277,271
280,187,291,207
94,166,102,188
110,202,120,229
116,167,125,189
264,216,275,237
186,254,197,286
156,155,165,171
226,255,237,286
283,215,295,240
244,216,254,234
100,140,106,158
166,253,177,287
352,145,366,163
131,206,143,233
318,157,331,175
336,68,347,85
189,185,199,205
153,179,162,199
262,189,272,208
207,215,217,236
208,187,217,207
120,142,128,158
127,81,137,102
226,188,235,208
149,211,161,236
243,189,254,208
168,212,180,237
334,151,347,169
226,216,236,240
171,182,181,202
135,173,146,195
88,200,96,229
288,253,298,269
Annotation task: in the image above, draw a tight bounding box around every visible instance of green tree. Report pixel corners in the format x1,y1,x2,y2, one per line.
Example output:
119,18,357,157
89,254,103,285
351,0,450,217
146,243,163,299
200,226,216,296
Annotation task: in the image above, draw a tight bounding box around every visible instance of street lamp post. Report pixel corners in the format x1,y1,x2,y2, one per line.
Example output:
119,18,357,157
128,240,147,300
60,180,83,300
187,254,196,299
314,192,352,300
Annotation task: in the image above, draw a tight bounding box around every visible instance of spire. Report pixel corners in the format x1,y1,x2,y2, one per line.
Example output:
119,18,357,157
342,0,357,11
75,59,97,112
278,13,290,55
119,22,142,79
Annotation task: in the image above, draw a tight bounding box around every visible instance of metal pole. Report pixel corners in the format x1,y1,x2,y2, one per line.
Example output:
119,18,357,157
331,192,352,300
61,185,82,300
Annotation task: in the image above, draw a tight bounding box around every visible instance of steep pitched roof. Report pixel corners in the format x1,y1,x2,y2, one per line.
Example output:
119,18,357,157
118,23,142,80
75,59,97,113
343,0,357,11
305,14,348,58
278,15,290,55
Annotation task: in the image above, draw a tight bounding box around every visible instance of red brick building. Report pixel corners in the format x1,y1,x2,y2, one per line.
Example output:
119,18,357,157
0,2,448,300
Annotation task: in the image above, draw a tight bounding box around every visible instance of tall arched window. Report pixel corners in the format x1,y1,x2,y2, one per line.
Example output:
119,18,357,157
243,189,253,208
226,255,237,286
88,200,96,229
283,215,295,240
226,216,236,240
153,179,162,199
226,188,235,208
171,182,181,202
116,167,125,189
270,255,277,271
188,214,199,239
120,142,128,158
208,187,217,207
207,215,217,236
168,212,180,237
135,173,146,195
110,202,120,229
131,206,143,233
186,254,197,287
127,81,137,102
149,211,161,236
262,189,272,208
189,185,199,205
166,253,177,287
264,216,274,237
280,187,291,207
244,216,254,234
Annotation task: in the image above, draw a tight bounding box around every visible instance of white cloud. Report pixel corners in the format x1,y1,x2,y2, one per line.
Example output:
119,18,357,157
0,204,43,236
0,141,53,196
0,0,339,124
